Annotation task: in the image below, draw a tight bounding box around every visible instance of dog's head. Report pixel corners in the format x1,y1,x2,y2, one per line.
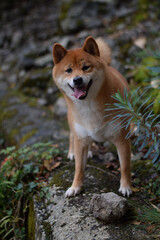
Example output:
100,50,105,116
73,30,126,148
52,36,105,101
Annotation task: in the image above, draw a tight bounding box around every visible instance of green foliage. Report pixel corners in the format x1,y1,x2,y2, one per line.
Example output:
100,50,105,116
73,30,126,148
105,88,160,164
130,200,160,230
133,51,160,116
133,55,158,84
137,204,160,226
105,52,160,165
0,142,60,240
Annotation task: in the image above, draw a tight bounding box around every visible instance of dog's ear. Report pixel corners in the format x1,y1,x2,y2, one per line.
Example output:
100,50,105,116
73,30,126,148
83,36,100,56
52,43,67,64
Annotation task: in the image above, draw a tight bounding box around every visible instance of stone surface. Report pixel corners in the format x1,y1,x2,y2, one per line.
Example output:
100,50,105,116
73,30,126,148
0,89,69,147
33,166,148,240
90,192,129,223
34,54,53,67
54,97,67,117
0,0,160,239
104,152,116,162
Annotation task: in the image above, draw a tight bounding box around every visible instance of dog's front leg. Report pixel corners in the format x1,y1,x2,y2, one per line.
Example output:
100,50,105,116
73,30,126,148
115,138,132,197
65,135,89,197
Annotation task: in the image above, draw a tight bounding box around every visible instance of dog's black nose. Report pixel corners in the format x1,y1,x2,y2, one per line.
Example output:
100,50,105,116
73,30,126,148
73,77,83,86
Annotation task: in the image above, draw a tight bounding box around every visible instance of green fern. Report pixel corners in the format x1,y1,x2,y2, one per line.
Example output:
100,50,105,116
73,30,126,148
105,52,160,164
105,87,160,164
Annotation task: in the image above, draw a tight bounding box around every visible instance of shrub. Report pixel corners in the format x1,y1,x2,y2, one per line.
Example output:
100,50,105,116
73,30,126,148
0,142,60,240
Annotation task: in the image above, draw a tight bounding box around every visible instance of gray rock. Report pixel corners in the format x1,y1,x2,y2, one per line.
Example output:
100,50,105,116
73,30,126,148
54,97,67,117
19,68,51,89
37,98,48,106
11,30,23,49
8,73,18,85
0,89,68,147
19,56,34,70
131,152,144,161
34,54,53,67
1,64,10,72
60,18,81,34
59,36,72,48
90,192,129,223
0,32,5,47
104,152,116,162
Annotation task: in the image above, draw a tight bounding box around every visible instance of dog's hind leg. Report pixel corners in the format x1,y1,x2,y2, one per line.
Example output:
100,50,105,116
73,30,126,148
67,132,74,160
87,143,93,158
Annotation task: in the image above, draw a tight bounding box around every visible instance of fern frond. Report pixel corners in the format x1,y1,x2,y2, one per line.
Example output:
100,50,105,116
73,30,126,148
105,88,160,164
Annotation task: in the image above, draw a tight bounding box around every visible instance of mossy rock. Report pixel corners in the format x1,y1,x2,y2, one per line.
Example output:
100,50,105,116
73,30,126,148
27,200,35,240
20,68,52,89
0,88,67,147
59,0,75,21
131,0,149,25
132,159,153,177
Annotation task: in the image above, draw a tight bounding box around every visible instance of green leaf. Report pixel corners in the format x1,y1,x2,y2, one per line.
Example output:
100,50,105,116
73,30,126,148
17,183,23,190
147,66,160,73
29,181,37,189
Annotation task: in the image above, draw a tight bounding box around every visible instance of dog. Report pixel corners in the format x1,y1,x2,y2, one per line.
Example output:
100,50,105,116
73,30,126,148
52,36,132,197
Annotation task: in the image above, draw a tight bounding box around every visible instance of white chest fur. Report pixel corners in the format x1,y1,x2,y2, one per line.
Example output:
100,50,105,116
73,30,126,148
73,101,119,142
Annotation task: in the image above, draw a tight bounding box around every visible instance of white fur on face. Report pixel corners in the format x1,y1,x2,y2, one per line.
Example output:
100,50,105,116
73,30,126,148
67,74,91,89
56,68,105,101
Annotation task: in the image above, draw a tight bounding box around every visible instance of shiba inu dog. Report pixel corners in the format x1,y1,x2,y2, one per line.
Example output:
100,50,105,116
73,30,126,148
52,36,132,197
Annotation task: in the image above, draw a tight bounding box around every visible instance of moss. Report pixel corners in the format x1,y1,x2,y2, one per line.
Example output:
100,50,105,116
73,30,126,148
119,41,133,59
49,165,73,189
134,66,150,83
20,68,52,89
59,0,75,21
131,0,149,25
42,221,52,240
132,159,153,177
153,92,160,115
133,56,158,84
0,109,18,124
27,98,38,107
19,129,37,145
27,200,35,240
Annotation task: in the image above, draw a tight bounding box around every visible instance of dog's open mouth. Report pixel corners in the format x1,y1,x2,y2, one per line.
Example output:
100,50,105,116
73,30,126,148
68,80,92,100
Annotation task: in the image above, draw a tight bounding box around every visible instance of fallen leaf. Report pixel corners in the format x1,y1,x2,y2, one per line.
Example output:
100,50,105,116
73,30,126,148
150,203,160,212
130,220,141,225
134,37,147,49
147,225,156,234
44,159,60,172
106,162,117,170
132,187,140,193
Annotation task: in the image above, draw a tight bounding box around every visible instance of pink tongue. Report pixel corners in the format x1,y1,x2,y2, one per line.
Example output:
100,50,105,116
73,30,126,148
72,88,86,99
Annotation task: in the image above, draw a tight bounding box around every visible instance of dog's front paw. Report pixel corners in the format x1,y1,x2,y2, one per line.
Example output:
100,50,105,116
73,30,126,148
65,186,81,198
119,185,132,197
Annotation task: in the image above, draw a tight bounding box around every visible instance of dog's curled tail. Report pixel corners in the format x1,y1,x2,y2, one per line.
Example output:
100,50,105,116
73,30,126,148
96,37,111,65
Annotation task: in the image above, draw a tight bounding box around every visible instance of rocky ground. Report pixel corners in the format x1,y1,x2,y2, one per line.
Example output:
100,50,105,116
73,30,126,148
0,0,160,239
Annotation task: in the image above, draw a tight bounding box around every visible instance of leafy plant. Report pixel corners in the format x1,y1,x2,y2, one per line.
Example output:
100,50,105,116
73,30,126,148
105,53,160,229
105,51,160,165
130,200,160,232
0,142,61,240
105,87,160,164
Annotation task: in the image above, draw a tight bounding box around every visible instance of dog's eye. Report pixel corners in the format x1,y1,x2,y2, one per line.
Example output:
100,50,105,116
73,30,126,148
82,65,90,71
66,68,72,73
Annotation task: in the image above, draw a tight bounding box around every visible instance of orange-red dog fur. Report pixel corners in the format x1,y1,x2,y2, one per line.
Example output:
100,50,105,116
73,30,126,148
52,36,132,197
